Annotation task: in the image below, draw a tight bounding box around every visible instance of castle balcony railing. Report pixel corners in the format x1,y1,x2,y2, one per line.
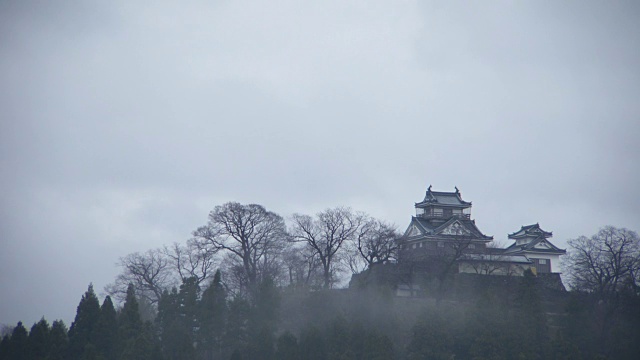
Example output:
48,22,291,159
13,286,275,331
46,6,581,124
419,213,471,220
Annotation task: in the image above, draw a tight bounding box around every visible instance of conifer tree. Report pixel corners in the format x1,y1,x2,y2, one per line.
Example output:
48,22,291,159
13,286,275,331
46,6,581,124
94,296,117,360
28,318,51,360
157,287,194,360
68,284,101,360
156,287,179,337
178,276,200,338
8,322,29,360
198,270,227,359
246,277,280,359
224,296,250,356
48,320,69,360
156,278,200,360
117,284,153,360
0,334,10,360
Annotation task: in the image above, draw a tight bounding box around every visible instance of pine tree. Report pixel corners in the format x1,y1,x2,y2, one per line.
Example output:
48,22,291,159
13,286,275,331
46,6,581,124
49,320,69,360
178,276,200,348
117,284,153,360
8,322,29,360
68,284,101,360
156,278,200,360
94,296,117,360
224,296,250,356
246,278,280,360
198,270,227,359
28,318,51,360
0,334,10,360
156,287,179,337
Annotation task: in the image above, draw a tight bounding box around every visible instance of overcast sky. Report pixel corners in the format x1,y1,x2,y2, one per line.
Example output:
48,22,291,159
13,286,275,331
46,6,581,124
1,0,639,327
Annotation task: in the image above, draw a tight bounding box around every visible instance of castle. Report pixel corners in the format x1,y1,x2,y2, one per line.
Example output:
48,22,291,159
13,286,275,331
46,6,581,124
398,185,566,277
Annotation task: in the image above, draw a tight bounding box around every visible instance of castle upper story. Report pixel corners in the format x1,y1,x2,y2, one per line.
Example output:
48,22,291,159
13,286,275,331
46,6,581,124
400,185,566,274
414,185,472,223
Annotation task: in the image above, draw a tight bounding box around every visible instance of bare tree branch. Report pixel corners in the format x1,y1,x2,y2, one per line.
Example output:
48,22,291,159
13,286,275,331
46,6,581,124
105,248,176,305
564,226,640,298
291,207,365,288
192,202,288,295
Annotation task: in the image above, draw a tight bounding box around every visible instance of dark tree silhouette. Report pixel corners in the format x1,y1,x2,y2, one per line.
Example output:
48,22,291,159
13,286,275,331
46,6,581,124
68,284,101,360
93,296,117,360
291,207,365,288
28,318,50,360
48,320,69,360
565,226,640,297
193,202,288,295
198,270,227,359
106,249,174,306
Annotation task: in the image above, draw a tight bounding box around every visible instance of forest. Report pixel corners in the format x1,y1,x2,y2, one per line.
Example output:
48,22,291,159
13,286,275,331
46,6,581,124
1,202,639,360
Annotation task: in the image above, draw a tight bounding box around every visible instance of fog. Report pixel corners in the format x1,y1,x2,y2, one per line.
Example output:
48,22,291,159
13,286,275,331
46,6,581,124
1,0,639,327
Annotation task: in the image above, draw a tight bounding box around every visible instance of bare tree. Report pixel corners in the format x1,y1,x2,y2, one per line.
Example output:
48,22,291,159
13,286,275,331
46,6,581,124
105,248,176,305
291,207,365,288
467,241,510,275
192,202,288,295
356,219,399,268
564,226,640,297
282,244,323,289
163,238,218,285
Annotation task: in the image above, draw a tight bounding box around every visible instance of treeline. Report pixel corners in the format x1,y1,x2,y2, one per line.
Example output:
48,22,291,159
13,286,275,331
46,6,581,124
104,203,399,309
0,272,395,360
1,202,639,359
0,283,161,360
3,270,639,359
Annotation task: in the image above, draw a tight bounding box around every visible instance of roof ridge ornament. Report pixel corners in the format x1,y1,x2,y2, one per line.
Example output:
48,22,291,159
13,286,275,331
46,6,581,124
455,186,460,194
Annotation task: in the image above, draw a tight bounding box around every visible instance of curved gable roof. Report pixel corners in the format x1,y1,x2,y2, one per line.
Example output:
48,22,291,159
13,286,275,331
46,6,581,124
504,235,566,255
415,186,472,208
402,216,493,241
508,223,553,239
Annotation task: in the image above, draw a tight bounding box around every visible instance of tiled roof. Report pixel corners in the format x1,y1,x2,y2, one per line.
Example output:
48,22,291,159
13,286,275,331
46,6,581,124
415,186,472,207
504,235,566,255
508,223,553,239
409,216,493,240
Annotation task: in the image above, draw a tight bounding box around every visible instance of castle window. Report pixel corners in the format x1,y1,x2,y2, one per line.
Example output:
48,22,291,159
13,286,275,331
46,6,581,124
538,259,547,264
437,241,444,248
468,244,475,249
